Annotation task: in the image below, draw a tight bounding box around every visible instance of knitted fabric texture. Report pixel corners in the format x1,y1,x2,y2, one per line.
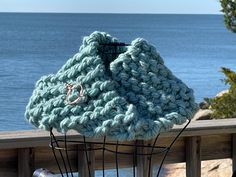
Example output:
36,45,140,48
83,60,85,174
25,31,198,141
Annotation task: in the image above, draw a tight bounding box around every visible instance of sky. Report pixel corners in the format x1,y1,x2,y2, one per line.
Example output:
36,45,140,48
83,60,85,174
0,0,222,14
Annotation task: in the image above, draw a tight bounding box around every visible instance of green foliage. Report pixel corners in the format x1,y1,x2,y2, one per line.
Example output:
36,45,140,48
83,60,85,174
220,0,236,33
209,67,236,119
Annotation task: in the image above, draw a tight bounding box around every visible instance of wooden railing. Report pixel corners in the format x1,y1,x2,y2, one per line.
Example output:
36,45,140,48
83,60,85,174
0,118,236,177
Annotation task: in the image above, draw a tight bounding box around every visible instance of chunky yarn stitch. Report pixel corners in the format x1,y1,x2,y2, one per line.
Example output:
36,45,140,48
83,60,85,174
25,31,198,141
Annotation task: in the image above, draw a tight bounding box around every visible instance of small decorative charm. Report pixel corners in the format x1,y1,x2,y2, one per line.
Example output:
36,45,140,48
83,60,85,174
65,83,84,105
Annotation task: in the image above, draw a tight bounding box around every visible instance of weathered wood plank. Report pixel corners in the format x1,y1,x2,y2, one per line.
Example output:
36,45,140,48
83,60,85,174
232,134,236,172
185,136,201,177
0,149,17,177
163,118,236,137
0,119,236,149
18,148,34,177
153,137,185,164
201,134,231,160
34,145,77,173
78,144,95,177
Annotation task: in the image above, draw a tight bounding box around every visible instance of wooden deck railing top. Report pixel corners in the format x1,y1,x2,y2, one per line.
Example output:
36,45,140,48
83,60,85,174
0,118,235,148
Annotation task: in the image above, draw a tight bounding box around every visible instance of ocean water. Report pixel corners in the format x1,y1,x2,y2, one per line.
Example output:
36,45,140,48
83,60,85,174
0,13,236,131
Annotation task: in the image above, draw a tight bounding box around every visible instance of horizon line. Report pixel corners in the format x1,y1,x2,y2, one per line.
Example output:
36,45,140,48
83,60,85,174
0,11,223,15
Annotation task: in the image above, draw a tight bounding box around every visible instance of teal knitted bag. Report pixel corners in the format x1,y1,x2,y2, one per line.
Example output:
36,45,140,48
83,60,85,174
25,31,198,141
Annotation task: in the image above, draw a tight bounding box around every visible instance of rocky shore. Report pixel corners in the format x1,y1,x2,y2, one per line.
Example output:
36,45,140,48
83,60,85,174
164,159,232,177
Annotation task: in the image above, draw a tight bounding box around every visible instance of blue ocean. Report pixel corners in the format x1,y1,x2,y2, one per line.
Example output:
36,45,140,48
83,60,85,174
0,13,236,131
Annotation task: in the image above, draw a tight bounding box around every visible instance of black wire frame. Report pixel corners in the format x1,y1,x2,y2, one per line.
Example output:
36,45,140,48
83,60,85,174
49,119,191,177
48,42,190,177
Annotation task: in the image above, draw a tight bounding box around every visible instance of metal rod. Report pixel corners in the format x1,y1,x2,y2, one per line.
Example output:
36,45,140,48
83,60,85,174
114,44,117,59
102,136,106,177
169,119,191,148
133,140,138,177
104,147,168,156
53,140,167,149
99,42,130,46
64,133,74,177
83,136,92,177
51,129,69,177
156,120,191,177
51,140,168,155
50,129,64,177
115,141,119,177
148,134,160,177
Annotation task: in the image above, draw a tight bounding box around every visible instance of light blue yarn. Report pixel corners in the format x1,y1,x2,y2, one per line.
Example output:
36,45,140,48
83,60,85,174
25,31,198,141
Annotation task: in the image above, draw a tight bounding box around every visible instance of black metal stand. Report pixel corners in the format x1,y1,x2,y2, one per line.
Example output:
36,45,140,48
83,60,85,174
49,119,191,177
48,42,191,177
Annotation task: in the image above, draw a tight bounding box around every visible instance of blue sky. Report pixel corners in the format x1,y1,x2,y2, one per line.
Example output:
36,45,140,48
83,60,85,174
0,0,222,14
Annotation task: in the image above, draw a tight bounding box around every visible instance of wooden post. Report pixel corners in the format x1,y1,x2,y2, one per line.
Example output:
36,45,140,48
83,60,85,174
18,148,34,177
136,140,149,177
78,144,95,177
185,136,201,177
232,134,236,173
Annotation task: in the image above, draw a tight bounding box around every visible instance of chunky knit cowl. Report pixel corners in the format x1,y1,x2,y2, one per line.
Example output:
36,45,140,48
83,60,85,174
25,31,198,141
